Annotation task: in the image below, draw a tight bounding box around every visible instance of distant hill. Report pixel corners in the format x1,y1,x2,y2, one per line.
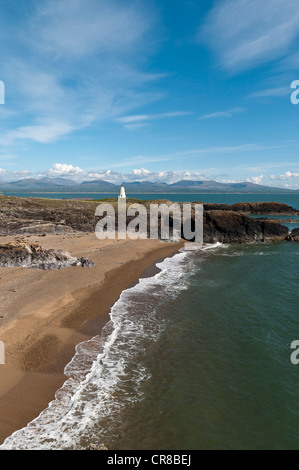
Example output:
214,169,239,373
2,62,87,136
79,180,119,191
169,180,295,193
0,177,296,194
38,177,78,187
1,177,80,191
119,180,296,194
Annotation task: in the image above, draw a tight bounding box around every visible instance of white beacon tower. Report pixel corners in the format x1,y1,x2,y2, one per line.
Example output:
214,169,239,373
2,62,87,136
118,184,126,200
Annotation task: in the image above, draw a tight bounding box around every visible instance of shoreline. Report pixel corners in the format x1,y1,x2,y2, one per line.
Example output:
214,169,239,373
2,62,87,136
0,233,184,446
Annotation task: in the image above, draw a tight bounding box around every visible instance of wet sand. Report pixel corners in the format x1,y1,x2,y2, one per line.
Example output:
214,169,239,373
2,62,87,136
0,232,183,445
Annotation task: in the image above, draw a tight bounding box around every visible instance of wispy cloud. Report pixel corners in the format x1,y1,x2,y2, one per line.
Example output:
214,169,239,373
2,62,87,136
0,154,18,161
121,123,151,132
2,123,76,145
250,87,291,98
0,0,163,145
198,107,245,120
30,0,154,59
117,112,191,124
106,142,294,168
199,0,299,73
116,111,191,129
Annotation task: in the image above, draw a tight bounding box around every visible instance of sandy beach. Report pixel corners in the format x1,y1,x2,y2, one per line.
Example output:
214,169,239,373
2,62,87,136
0,232,183,446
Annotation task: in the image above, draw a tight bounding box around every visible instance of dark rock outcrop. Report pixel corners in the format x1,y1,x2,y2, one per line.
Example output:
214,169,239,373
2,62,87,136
287,228,299,241
202,202,299,215
254,217,299,224
0,196,97,235
111,204,290,244
0,241,95,270
201,210,289,244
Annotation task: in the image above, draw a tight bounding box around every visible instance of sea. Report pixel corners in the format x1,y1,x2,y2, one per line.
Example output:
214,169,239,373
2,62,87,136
1,193,299,450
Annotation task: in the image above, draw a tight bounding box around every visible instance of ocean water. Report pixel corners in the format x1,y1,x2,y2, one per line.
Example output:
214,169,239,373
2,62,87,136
2,191,299,208
1,194,299,450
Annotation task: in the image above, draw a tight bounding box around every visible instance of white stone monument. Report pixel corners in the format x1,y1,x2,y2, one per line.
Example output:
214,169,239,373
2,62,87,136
118,184,126,200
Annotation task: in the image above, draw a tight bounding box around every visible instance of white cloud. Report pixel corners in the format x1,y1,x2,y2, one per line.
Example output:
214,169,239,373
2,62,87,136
48,163,85,177
200,0,299,73
0,165,298,188
0,166,206,185
0,169,34,181
113,169,209,184
219,178,241,184
45,166,210,184
246,174,264,185
133,168,151,176
270,171,299,180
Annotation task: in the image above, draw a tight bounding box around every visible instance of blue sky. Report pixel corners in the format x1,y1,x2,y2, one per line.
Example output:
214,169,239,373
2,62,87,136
0,0,299,188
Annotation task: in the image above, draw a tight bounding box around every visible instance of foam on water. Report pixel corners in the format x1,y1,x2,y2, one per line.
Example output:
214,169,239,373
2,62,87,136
0,249,199,450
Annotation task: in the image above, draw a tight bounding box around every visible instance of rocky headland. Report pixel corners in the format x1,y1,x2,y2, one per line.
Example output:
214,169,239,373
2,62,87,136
0,196,298,252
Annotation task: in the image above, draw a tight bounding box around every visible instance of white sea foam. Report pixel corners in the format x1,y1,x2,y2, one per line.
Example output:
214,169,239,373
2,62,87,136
199,242,227,251
0,250,195,450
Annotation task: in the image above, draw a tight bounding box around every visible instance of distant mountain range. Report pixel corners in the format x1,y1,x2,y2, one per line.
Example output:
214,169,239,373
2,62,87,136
0,177,297,194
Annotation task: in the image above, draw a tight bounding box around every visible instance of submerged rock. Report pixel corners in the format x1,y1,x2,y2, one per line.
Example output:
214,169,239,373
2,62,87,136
0,241,95,270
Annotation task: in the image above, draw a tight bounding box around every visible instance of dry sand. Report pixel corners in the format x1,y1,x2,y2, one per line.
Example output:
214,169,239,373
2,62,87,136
0,232,183,445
